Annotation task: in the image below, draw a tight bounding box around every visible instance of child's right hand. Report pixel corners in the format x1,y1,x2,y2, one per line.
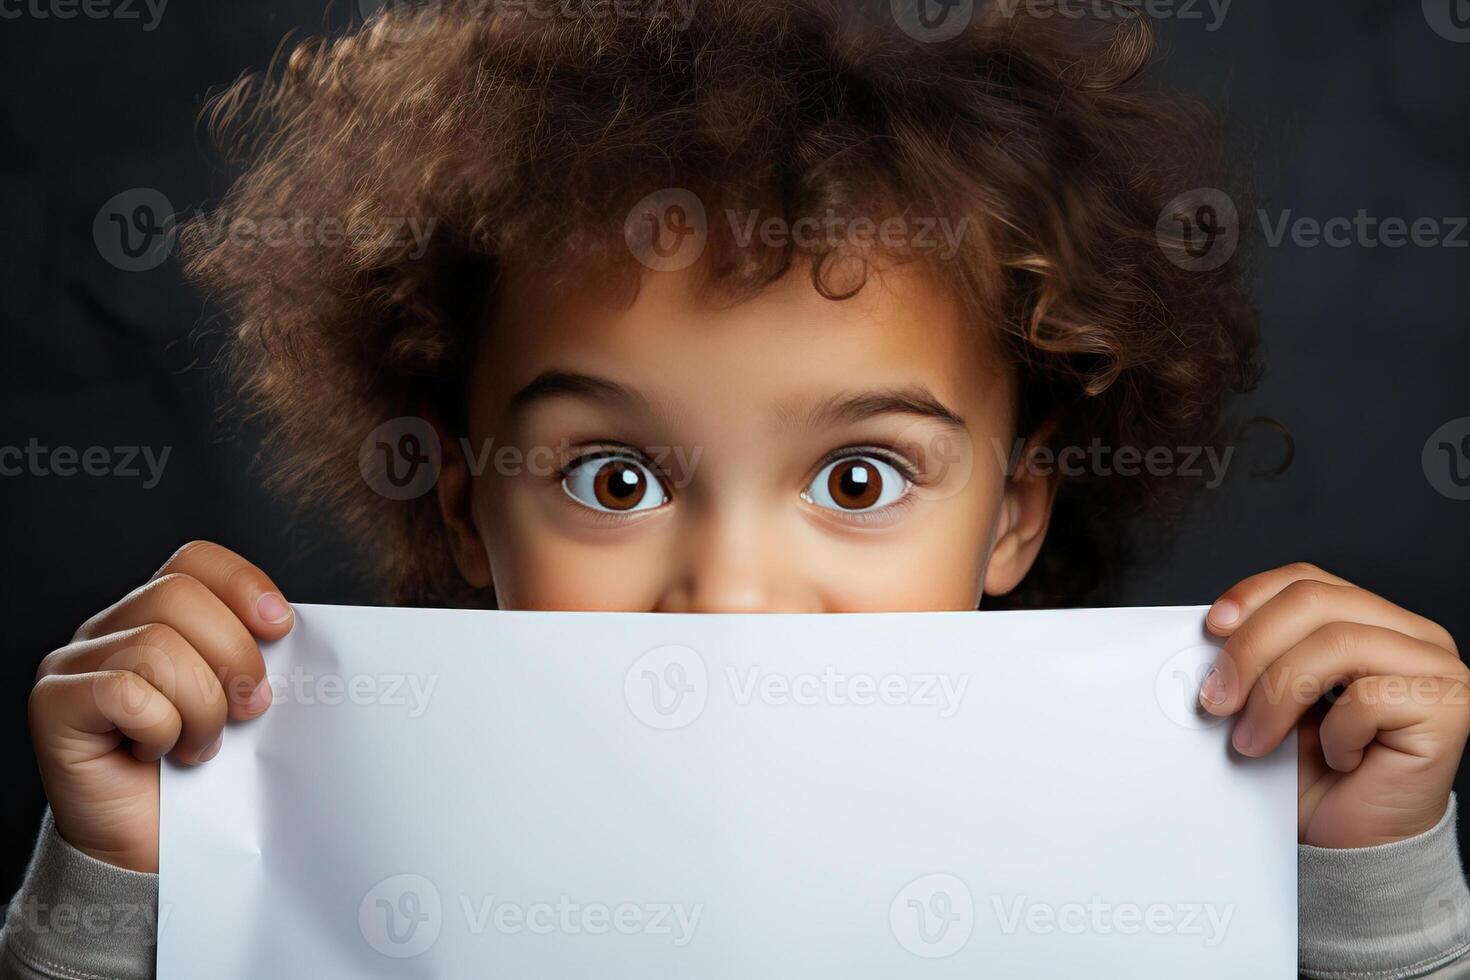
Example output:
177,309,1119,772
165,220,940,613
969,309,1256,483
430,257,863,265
27,541,293,873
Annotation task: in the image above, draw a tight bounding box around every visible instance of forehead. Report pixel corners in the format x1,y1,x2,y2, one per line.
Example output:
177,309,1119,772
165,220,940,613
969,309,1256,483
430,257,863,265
471,259,1013,429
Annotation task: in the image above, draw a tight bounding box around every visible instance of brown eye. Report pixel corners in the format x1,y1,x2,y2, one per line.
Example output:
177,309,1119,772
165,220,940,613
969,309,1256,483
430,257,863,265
828,459,881,509
594,460,646,510
563,455,667,514
805,454,909,513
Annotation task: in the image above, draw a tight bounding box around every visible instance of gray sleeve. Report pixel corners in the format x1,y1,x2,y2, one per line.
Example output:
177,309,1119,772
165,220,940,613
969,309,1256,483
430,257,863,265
1300,793,1470,979
1,810,158,980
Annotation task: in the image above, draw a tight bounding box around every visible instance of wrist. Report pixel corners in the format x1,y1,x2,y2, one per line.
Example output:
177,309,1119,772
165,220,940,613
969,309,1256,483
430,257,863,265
50,813,159,874
1300,793,1470,978
1304,792,1455,849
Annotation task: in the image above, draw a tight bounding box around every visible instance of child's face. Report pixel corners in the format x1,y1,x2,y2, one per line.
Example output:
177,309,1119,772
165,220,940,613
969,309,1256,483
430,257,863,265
437,261,1054,612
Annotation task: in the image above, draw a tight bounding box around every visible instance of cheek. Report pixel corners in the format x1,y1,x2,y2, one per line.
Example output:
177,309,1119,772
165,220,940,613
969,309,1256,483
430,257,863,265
816,494,998,612
477,479,667,611
496,544,665,611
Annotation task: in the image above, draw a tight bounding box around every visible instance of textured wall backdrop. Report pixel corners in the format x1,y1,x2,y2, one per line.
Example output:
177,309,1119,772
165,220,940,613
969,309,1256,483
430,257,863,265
1,0,1468,897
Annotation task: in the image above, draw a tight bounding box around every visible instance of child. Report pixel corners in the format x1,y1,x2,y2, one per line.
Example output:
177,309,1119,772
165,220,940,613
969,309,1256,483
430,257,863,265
6,1,1469,976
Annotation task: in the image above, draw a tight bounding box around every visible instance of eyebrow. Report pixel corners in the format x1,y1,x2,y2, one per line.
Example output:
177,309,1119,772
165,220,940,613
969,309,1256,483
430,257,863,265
507,370,648,417
507,370,966,431
779,386,968,432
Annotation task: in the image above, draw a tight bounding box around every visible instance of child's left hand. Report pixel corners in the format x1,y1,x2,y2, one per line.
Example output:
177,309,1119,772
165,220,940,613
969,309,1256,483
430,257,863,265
1199,562,1470,848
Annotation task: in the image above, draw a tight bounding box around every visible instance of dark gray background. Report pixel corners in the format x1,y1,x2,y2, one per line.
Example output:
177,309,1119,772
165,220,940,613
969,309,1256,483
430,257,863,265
2,0,1468,898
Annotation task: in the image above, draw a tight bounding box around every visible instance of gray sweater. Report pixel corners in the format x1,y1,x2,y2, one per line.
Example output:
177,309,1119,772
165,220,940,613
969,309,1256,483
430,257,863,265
6,798,1470,979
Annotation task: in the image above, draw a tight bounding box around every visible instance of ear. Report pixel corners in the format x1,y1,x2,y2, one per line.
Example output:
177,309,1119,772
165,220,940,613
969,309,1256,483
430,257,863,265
429,413,493,589
982,425,1058,597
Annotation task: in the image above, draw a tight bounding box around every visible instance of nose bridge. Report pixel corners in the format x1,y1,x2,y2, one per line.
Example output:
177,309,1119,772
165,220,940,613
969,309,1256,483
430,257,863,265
662,496,809,613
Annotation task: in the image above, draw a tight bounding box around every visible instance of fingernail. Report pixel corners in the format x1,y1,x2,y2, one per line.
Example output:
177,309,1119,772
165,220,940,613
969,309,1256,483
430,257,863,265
244,678,274,717
1199,665,1226,707
1209,599,1240,628
1231,719,1253,753
256,592,292,625
194,733,223,764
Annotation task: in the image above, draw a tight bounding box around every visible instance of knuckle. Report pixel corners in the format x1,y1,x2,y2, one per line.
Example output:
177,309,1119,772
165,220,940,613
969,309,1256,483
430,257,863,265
1281,578,1333,607
1284,561,1323,579
71,609,107,643
133,621,186,655
1430,624,1460,658
102,670,173,731
27,673,65,715
27,677,74,740
97,668,147,703
35,645,72,682
162,539,223,575
147,571,206,608
1317,621,1360,660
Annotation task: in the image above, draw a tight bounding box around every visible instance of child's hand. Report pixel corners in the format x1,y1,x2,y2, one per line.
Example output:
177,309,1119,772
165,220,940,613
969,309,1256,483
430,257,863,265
27,542,292,873
1200,562,1469,848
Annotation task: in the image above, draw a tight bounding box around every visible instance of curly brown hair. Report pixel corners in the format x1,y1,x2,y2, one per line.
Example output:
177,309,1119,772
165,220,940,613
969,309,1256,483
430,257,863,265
183,0,1259,609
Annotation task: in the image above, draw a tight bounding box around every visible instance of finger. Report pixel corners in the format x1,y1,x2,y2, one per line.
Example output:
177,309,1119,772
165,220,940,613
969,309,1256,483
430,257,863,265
1206,562,1351,635
1200,578,1458,716
152,540,293,638
37,625,230,762
30,670,185,766
1318,675,1470,774
73,573,271,720
1230,625,1467,756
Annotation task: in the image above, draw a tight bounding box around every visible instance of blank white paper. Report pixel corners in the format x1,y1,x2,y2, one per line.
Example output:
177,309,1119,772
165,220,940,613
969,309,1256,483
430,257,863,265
158,604,1296,977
